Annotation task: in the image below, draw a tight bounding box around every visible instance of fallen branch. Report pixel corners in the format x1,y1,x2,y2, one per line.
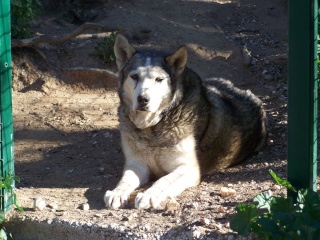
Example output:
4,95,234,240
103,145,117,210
12,22,118,48
62,67,118,78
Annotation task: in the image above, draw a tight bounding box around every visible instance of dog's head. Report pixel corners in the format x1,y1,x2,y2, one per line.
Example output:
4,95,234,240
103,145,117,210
114,34,187,129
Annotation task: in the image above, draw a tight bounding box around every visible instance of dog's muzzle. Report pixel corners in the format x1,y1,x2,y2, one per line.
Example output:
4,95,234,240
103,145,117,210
137,94,150,111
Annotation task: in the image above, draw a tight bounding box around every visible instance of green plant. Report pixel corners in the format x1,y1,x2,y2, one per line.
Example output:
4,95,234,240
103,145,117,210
11,0,41,39
95,32,117,64
0,173,23,240
0,173,23,213
230,170,320,239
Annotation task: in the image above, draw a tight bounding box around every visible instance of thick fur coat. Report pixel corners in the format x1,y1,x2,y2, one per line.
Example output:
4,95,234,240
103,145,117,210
104,34,267,209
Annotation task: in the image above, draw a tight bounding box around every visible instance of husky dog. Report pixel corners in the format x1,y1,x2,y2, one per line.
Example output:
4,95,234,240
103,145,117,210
104,34,267,209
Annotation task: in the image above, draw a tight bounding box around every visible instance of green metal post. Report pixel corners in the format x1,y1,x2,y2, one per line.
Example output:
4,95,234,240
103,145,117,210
287,0,318,194
0,1,15,213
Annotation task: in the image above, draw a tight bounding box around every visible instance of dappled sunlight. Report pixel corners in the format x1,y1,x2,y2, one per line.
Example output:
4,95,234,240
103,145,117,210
7,0,296,239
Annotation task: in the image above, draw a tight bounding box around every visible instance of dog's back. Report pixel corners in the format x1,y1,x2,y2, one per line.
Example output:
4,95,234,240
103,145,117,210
197,77,267,173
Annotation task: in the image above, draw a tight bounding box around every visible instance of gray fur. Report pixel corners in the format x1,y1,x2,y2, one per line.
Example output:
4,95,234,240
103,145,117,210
104,34,267,209
118,59,267,174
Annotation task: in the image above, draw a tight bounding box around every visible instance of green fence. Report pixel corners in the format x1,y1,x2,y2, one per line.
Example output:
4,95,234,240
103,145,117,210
287,0,318,195
0,1,15,214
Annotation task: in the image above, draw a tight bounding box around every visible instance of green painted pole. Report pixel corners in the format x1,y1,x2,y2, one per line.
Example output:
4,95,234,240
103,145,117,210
287,0,318,195
0,1,15,213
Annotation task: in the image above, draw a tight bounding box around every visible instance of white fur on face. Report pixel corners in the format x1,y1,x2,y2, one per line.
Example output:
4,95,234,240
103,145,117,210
123,57,172,128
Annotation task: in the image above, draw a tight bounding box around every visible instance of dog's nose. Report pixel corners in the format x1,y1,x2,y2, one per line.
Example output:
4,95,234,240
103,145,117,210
137,95,149,107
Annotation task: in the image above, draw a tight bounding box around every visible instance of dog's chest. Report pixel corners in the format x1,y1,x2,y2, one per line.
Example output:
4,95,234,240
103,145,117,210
125,132,198,177
134,141,169,177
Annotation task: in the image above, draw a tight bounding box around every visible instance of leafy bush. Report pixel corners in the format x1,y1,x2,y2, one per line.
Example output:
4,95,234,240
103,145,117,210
230,170,320,239
95,32,117,64
11,0,41,39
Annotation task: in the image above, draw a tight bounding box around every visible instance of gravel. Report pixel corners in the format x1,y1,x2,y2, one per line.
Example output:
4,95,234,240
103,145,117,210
6,214,245,240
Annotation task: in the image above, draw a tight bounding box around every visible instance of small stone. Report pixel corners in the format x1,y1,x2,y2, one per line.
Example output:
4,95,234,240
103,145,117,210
192,229,201,238
267,139,274,146
225,222,230,229
82,203,90,211
171,219,180,224
217,206,226,213
34,197,46,211
121,216,129,221
212,222,223,230
220,187,237,198
48,203,58,210
164,197,180,216
272,184,281,191
108,212,117,217
56,207,68,212
264,74,274,80
55,211,67,216
251,57,257,65
92,133,98,138
200,217,210,226
104,132,112,138
94,213,103,218
241,47,252,66
144,224,151,231
121,215,133,221
191,202,199,210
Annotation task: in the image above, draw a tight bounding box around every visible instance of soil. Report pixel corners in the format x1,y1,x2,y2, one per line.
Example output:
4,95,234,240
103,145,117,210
8,0,319,239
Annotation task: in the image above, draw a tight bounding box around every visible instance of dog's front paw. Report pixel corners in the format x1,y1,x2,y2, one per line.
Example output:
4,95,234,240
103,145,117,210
104,190,129,209
135,191,164,209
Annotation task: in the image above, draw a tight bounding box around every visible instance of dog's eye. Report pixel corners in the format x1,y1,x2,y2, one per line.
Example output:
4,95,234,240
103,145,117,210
131,74,139,81
155,77,164,82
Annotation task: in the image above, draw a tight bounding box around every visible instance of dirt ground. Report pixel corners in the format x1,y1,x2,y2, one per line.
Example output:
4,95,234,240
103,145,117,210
9,0,320,239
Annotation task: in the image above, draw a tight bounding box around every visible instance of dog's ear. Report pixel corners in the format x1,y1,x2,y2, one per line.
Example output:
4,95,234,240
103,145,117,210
114,33,136,70
165,45,187,77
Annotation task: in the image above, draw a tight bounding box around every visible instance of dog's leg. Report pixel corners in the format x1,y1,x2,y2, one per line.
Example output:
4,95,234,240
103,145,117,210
135,165,200,209
104,161,149,209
